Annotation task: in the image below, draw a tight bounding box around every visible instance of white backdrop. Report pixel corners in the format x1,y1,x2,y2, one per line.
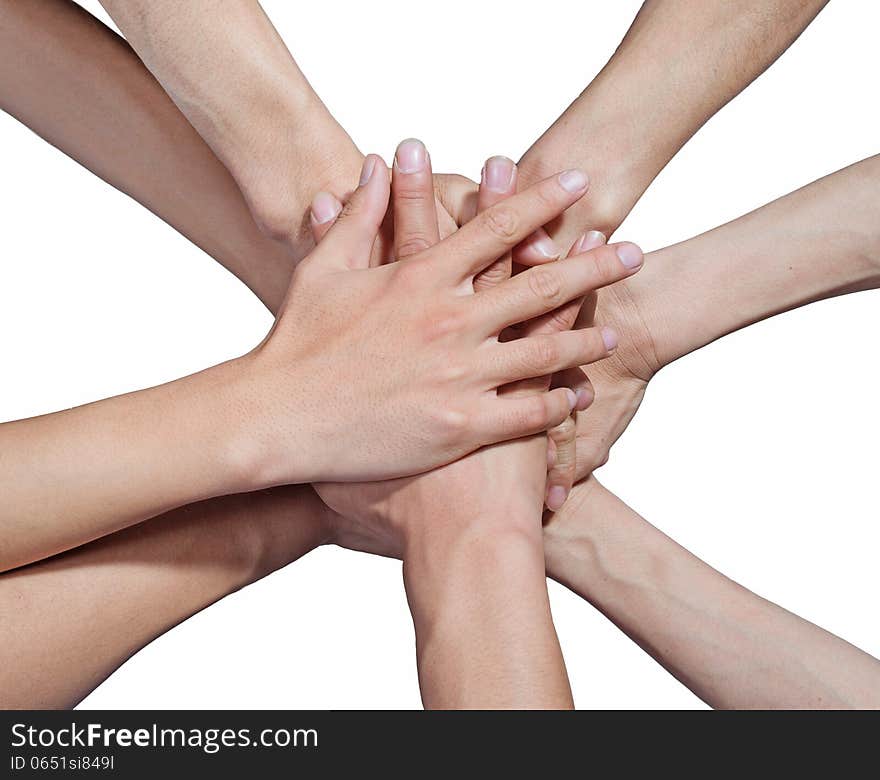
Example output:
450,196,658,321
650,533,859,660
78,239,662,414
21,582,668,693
1,0,878,709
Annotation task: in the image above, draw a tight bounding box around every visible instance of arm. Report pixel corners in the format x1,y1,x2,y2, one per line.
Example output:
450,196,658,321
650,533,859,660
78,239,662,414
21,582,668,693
630,154,880,367
517,0,829,242
402,451,572,709
0,486,330,709
0,166,607,571
316,145,642,708
97,0,362,246
0,0,358,312
570,154,880,478
543,478,880,709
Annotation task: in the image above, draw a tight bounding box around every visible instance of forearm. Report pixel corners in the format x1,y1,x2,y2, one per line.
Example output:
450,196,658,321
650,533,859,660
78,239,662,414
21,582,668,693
518,0,827,240
0,485,329,709
636,154,880,367
544,480,880,709
0,356,277,571
99,0,362,242
404,521,572,710
0,0,359,311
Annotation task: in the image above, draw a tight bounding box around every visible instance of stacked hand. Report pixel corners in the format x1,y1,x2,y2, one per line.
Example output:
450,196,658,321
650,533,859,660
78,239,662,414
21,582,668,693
304,142,642,558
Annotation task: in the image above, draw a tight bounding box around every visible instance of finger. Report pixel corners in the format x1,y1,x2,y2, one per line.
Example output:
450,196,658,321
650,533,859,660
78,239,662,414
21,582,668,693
477,242,643,335
513,228,561,266
479,387,578,443
437,169,590,280
473,156,517,292
477,155,517,213
433,173,478,226
392,139,440,258
552,367,594,412
486,326,617,385
546,415,577,511
547,435,558,469
522,229,607,336
575,435,611,482
514,228,603,268
318,154,390,269
309,191,343,244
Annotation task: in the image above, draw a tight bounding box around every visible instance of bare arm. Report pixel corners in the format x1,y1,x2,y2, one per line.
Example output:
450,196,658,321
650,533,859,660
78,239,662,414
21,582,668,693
568,153,880,479
518,0,829,242
97,0,362,245
632,154,880,367
544,478,880,709
0,486,330,710
404,484,572,709
0,0,361,311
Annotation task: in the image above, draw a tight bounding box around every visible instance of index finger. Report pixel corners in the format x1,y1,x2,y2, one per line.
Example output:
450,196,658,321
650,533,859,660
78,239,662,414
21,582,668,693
433,169,589,281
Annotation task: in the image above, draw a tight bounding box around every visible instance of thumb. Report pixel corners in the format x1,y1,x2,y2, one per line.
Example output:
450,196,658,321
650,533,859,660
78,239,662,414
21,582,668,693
312,154,390,270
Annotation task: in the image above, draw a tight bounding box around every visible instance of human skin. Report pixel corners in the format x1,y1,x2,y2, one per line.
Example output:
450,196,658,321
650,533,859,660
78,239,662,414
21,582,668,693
568,154,880,480
513,0,830,497
312,154,631,708
0,0,846,707
1,166,629,572
96,0,363,250
0,0,830,499
0,486,332,710
543,478,880,709
3,153,876,710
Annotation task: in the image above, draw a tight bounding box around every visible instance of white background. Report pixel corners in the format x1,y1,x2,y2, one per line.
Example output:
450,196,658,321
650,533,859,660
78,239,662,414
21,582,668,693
1,0,878,709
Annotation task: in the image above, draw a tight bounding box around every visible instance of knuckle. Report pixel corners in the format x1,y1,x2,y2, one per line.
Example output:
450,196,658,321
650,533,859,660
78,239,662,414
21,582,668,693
424,307,465,341
552,415,577,440
590,247,621,286
530,337,560,370
474,259,511,290
436,406,470,443
527,266,563,306
535,180,563,211
396,234,434,258
439,360,468,384
544,305,574,333
481,206,519,241
518,396,549,431
330,199,360,228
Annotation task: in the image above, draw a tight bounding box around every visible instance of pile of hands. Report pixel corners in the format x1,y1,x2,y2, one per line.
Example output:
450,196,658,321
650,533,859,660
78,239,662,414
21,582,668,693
228,141,649,706
260,142,643,553
7,0,880,711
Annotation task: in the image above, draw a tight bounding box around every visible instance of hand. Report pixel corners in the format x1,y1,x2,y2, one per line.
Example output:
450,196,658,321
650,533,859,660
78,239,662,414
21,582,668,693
243,152,640,486
307,141,551,269
310,146,637,710
513,152,659,485
310,144,642,552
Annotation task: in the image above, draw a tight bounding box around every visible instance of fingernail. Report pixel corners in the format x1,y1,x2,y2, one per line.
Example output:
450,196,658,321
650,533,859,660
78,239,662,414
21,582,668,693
601,326,619,352
359,156,377,187
615,242,643,269
531,228,559,259
310,191,341,224
575,387,593,411
565,388,578,411
547,486,568,511
483,155,515,193
573,230,607,254
558,169,589,193
395,138,427,174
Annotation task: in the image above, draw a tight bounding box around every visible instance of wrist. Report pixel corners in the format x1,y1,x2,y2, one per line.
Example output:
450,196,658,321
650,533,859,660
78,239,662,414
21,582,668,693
543,479,664,600
220,350,333,490
404,521,546,627
240,100,363,250
518,102,666,241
